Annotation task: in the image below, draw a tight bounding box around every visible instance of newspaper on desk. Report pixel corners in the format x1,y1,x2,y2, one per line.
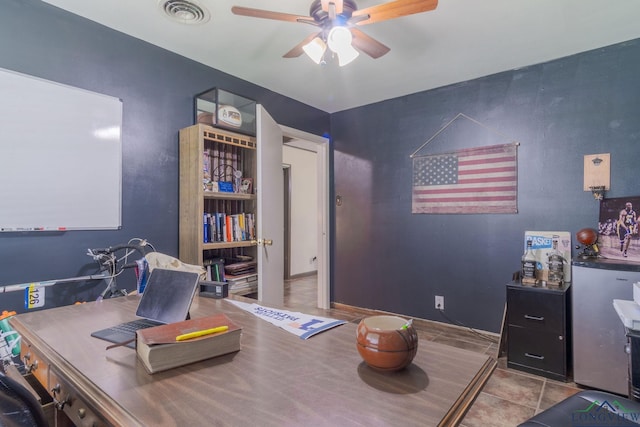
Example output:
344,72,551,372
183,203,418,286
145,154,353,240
227,300,346,339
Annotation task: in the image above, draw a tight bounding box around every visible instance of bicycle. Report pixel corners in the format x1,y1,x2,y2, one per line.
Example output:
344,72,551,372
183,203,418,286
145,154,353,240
1,238,154,297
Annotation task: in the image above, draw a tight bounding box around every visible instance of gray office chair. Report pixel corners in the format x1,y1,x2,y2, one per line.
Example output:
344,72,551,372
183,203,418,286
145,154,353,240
0,371,48,427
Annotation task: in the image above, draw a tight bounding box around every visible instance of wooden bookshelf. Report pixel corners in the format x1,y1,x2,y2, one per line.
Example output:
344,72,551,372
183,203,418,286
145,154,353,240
179,124,257,295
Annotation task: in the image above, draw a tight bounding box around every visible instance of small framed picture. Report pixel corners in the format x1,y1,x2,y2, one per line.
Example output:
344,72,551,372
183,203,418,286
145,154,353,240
204,181,219,192
240,178,253,194
599,196,640,263
218,181,234,193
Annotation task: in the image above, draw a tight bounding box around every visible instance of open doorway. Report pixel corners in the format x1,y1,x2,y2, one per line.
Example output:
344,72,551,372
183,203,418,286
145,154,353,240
282,148,316,282
281,126,330,309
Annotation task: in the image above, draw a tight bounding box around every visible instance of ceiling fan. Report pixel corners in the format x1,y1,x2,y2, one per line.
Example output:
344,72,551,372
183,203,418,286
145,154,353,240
231,0,438,66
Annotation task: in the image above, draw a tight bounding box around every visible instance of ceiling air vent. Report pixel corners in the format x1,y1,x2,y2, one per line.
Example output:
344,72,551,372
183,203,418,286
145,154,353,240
159,0,211,25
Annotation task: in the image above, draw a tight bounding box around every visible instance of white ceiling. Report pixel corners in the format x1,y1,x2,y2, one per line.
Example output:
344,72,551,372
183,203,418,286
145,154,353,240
42,0,640,113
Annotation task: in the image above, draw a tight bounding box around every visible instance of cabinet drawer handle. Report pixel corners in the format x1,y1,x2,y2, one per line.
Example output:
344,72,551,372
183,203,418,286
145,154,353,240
525,352,545,360
524,315,544,321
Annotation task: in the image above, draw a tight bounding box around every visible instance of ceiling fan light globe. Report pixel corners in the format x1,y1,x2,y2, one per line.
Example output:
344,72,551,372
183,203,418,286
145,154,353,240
336,46,359,66
302,37,327,64
327,26,353,53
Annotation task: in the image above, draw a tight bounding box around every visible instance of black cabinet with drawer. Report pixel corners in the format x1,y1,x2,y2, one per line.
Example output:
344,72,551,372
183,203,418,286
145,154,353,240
506,281,571,381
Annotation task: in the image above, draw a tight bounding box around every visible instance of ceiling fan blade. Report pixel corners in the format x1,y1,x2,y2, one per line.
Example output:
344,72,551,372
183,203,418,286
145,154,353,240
231,6,316,25
283,32,323,58
321,0,344,14
351,0,438,26
349,28,390,59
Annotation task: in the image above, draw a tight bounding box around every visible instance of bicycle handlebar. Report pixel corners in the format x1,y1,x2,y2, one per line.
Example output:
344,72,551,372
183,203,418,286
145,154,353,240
89,242,152,257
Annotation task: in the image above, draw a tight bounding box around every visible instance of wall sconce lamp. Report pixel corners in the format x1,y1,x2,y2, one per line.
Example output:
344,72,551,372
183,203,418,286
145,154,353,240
302,26,359,66
584,153,610,201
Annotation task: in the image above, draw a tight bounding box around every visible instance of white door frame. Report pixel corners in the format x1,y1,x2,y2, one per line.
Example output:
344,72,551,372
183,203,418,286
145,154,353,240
280,125,330,309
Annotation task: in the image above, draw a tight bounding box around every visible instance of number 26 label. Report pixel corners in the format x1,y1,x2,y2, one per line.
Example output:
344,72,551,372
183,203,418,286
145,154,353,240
25,284,45,309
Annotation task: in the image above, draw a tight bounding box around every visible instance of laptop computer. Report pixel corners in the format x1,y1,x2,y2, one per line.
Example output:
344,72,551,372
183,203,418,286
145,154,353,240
91,268,200,348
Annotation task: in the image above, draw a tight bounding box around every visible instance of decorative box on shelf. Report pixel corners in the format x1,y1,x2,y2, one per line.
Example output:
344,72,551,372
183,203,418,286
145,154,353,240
195,88,256,136
199,280,228,299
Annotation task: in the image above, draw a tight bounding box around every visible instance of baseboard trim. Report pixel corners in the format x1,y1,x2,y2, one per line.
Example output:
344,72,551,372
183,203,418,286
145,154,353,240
330,302,500,338
286,271,317,280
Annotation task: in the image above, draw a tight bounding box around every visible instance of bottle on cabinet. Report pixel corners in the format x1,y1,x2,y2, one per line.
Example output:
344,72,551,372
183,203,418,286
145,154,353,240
547,237,565,285
521,238,538,284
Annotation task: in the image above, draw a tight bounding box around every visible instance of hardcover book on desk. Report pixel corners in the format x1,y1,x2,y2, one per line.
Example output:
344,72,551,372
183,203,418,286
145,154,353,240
136,313,242,374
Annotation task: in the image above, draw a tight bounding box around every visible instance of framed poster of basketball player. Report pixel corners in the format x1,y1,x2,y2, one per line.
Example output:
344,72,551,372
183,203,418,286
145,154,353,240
598,196,640,263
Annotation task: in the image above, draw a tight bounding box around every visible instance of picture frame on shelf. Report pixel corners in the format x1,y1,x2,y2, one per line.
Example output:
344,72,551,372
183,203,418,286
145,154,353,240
204,181,219,192
218,181,234,193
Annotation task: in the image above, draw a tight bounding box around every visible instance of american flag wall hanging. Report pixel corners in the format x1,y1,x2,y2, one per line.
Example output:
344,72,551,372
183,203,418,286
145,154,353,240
412,143,518,214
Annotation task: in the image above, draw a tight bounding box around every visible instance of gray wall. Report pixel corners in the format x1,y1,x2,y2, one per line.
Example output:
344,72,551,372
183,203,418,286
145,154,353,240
0,0,329,312
331,38,640,332
2,1,639,333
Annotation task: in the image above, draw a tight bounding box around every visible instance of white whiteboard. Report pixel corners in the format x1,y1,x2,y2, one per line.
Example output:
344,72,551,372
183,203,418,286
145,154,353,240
0,68,122,231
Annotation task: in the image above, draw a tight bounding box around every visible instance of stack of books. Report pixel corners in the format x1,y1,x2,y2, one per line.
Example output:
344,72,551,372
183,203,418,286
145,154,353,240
224,261,257,294
226,272,257,294
224,261,256,276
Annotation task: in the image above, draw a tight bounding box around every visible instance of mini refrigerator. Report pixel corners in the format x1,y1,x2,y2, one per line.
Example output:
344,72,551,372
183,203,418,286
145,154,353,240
572,257,640,395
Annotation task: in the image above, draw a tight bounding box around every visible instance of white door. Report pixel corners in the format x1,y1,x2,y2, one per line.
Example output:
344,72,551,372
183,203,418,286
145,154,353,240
256,105,284,306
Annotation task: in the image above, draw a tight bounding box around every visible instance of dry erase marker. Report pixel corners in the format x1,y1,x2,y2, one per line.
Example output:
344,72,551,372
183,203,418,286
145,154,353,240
176,325,228,341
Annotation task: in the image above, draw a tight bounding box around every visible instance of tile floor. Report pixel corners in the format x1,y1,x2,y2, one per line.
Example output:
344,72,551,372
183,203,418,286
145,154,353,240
280,275,586,427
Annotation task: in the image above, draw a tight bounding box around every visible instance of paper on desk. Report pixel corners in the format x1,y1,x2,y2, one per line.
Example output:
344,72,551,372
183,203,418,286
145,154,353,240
226,300,346,339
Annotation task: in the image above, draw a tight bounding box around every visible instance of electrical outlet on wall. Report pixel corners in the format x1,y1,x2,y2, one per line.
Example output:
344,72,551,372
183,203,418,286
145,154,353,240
435,295,444,310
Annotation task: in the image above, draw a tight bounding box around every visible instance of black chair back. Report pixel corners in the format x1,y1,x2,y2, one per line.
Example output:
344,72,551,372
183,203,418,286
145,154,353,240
0,371,48,427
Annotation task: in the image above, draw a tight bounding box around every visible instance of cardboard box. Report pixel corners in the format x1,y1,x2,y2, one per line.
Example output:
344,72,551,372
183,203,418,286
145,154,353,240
524,231,572,283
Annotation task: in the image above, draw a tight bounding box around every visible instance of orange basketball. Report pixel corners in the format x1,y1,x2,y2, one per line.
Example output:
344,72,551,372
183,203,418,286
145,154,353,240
577,228,598,246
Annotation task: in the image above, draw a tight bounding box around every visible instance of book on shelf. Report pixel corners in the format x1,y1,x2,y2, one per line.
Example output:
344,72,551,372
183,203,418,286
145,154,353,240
203,213,210,243
136,313,242,374
225,215,233,242
225,260,257,276
225,272,257,285
229,281,257,295
204,258,225,282
216,212,224,242
203,211,255,243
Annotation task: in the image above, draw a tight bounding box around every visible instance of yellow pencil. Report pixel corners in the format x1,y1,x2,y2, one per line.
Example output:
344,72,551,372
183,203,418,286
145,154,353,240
175,325,228,341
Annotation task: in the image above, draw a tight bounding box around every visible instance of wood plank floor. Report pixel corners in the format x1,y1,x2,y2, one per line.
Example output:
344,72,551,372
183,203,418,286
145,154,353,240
282,275,584,427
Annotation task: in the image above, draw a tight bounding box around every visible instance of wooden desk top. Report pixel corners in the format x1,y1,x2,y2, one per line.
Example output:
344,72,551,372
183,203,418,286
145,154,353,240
11,296,494,427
